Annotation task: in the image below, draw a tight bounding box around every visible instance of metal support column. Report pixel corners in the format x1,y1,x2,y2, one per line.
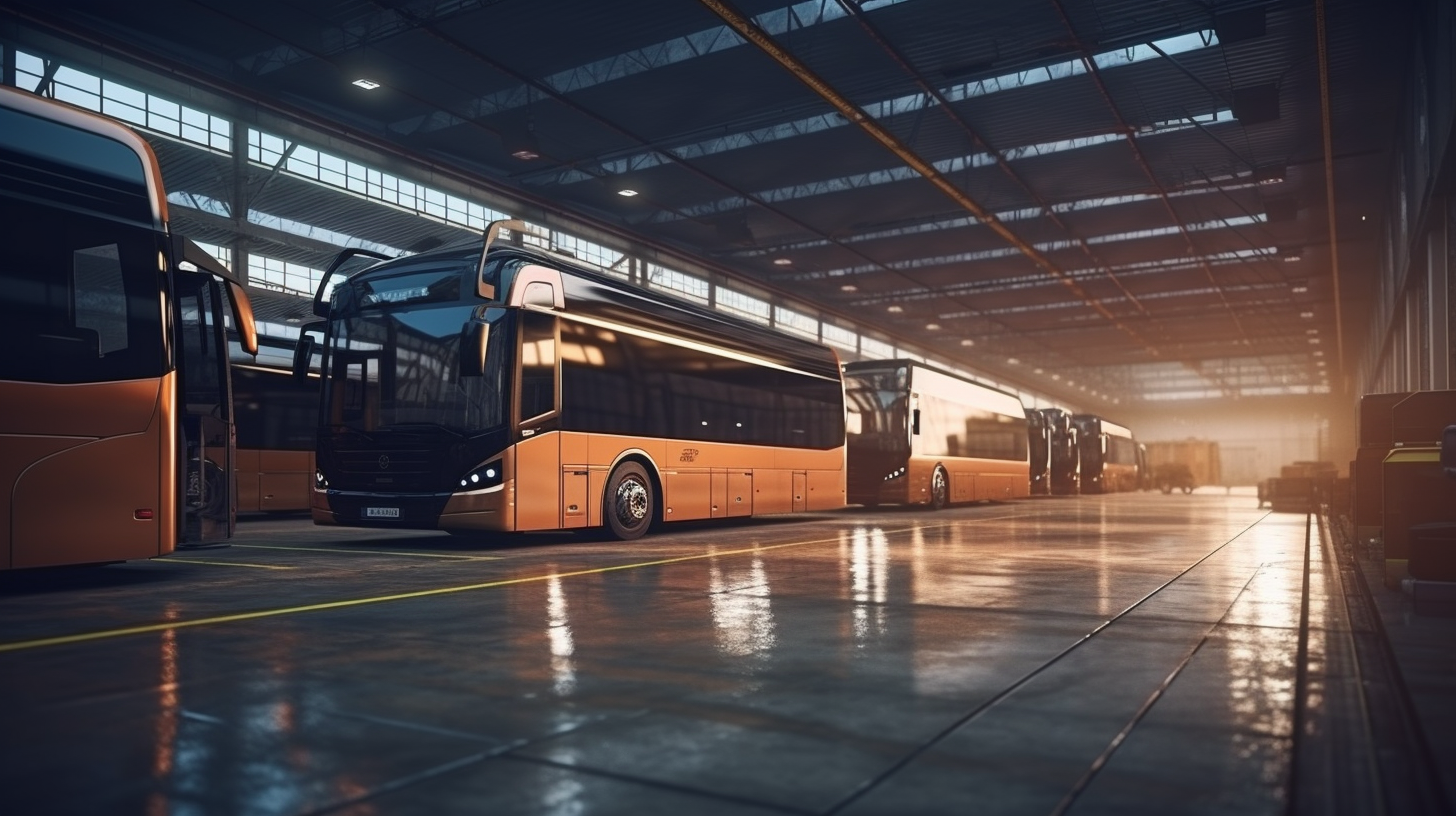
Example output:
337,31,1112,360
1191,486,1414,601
230,119,250,284
1432,198,1452,389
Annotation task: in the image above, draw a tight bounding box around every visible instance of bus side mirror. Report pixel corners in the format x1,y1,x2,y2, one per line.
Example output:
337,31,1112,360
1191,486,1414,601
912,408,921,436
460,320,487,378
292,336,315,383
292,322,324,383
1443,425,1456,479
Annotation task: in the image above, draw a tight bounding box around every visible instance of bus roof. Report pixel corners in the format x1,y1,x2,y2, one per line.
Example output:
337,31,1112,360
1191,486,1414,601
1073,414,1133,439
342,241,843,382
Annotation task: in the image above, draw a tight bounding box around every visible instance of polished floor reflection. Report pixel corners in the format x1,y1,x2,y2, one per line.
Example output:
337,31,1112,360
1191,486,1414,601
0,495,1399,814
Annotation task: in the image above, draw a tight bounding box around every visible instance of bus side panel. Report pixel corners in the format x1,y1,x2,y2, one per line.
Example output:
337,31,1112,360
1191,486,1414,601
235,448,261,512
515,432,562,531
560,431,591,529
663,470,712,521
1105,464,1137,493
752,469,793,515
727,470,753,517
0,437,86,569
11,421,164,568
256,450,313,512
807,468,844,511
905,458,935,505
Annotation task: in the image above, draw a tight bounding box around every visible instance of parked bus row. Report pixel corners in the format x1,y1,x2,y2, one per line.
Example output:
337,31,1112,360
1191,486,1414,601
3,87,1147,569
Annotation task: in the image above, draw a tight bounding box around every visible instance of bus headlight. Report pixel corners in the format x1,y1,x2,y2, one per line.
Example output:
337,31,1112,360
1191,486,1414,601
315,470,329,489
458,459,504,491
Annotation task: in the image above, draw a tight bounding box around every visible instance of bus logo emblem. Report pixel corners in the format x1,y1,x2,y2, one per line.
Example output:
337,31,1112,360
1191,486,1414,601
379,455,390,470
679,448,699,463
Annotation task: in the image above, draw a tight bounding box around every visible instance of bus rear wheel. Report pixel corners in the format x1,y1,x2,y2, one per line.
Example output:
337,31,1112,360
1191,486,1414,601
605,461,654,541
930,466,949,510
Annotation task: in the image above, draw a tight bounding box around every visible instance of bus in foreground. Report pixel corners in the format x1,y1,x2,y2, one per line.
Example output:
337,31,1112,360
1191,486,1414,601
0,85,257,569
844,360,1030,509
1072,414,1140,494
300,221,846,540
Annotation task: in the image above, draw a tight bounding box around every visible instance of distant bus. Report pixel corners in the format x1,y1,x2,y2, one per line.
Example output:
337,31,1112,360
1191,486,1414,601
0,85,257,569
232,364,317,512
1040,408,1080,495
300,221,846,540
1072,414,1139,494
844,360,1030,509
1027,408,1051,495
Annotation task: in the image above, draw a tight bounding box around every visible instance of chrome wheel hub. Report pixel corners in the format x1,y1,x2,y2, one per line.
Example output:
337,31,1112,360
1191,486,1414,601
616,479,649,526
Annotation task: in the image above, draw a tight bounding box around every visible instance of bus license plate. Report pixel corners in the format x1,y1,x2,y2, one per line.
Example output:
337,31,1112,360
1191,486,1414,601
365,507,400,519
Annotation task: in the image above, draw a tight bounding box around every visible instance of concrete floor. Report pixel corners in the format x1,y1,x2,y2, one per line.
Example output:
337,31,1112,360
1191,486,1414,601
0,494,1443,815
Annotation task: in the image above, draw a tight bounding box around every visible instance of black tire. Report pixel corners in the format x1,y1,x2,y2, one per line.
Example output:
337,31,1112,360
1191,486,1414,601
604,461,654,541
929,466,949,510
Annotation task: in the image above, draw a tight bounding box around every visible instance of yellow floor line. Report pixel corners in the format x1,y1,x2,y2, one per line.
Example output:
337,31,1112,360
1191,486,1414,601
159,558,296,571
233,544,504,561
0,523,940,654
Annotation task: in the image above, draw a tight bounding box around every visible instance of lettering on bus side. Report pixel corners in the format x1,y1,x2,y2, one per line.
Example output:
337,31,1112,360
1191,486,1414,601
679,448,700,463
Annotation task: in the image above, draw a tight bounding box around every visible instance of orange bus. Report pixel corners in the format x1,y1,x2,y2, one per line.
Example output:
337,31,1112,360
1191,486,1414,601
298,221,845,540
0,85,257,569
1072,414,1140,494
844,360,1030,509
232,363,317,513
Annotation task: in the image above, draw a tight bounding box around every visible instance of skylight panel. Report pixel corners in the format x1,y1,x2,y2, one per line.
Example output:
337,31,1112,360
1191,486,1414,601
652,109,1234,222
541,30,1221,188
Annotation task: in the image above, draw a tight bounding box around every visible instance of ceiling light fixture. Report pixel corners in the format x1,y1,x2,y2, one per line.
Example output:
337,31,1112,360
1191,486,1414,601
960,339,975,347
840,284,858,292
887,305,903,313
925,323,941,331
1255,165,1286,185
352,79,381,90
1006,357,1020,365
1301,312,1315,319
1284,255,1301,263
617,189,639,197
773,258,793,266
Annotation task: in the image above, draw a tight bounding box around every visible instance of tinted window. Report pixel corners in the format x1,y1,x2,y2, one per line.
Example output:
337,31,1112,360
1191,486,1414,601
0,105,153,224
560,319,842,449
233,367,319,450
325,296,507,435
1108,435,1139,465
0,199,165,384
918,393,1028,461
519,310,556,420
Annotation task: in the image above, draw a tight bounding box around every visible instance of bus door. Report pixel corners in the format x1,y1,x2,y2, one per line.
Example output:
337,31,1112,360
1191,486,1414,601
514,309,563,530
174,272,235,545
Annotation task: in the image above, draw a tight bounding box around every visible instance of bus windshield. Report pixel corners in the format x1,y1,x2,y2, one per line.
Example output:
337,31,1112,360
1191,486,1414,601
844,366,909,452
324,261,506,437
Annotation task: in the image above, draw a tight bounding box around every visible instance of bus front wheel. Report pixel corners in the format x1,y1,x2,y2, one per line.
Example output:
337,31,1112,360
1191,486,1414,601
605,461,654,541
930,466,949,510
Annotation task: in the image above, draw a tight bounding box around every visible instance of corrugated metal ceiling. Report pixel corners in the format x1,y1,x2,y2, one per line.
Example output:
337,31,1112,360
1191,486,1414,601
0,0,1411,406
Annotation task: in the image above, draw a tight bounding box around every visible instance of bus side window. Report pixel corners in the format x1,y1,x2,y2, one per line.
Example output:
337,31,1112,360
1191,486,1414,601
519,310,556,421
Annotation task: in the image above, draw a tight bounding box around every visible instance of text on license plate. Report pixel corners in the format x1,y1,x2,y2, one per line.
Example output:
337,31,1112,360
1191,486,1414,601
365,507,400,518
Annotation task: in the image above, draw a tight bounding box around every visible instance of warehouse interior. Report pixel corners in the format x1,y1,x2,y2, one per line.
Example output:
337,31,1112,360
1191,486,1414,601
1,1,1454,814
